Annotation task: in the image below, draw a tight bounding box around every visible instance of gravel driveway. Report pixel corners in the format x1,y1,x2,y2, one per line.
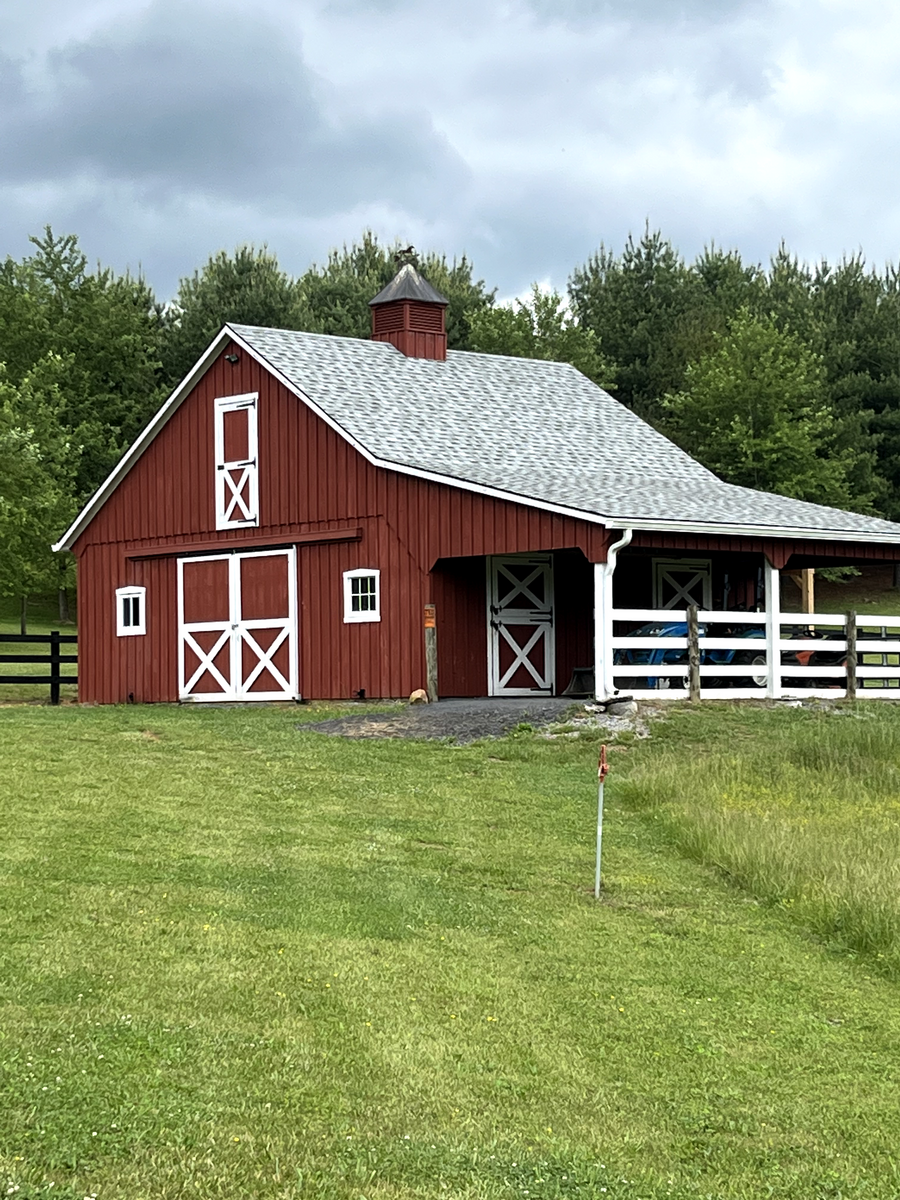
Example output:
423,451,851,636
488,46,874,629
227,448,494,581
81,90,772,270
303,697,576,744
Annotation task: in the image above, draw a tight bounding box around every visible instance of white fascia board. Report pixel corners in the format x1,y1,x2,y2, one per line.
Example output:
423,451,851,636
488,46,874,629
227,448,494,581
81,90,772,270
54,321,900,554
230,331,900,548
52,329,236,551
608,516,900,545
222,327,614,529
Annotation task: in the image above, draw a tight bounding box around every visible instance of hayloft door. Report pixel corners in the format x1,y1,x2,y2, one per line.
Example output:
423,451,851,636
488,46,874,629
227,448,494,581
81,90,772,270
178,548,298,702
488,554,555,696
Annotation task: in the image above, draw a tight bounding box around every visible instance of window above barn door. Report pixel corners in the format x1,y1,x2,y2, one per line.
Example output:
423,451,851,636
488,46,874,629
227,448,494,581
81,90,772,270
214,393,259,529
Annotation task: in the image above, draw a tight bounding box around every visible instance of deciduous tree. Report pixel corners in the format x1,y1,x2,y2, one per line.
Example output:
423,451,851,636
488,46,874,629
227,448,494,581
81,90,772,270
467,286,614,387
664,310,864,509
0,356,81,623
297,232,495,350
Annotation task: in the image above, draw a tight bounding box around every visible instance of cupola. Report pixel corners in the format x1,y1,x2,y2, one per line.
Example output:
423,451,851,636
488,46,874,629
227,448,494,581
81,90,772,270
369,262,448,361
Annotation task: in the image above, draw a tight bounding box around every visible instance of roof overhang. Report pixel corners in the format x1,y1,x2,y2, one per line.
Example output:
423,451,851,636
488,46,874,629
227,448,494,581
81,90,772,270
53,324,900,554
53,327,236,551
600,517,900,545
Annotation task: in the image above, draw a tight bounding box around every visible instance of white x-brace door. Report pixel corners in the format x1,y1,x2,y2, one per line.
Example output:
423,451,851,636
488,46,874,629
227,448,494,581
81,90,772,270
487,554,555,696
177,548,298,702
653,558,712,609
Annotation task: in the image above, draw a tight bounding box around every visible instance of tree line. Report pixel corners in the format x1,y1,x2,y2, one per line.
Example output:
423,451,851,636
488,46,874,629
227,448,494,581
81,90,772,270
3,225,900,625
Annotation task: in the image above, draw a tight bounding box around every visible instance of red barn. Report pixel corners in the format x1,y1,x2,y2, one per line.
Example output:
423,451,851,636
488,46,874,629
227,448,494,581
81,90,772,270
56,264,900,704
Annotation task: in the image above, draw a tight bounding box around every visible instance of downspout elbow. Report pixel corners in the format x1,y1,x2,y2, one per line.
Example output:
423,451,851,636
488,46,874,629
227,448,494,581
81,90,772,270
605,527,633,576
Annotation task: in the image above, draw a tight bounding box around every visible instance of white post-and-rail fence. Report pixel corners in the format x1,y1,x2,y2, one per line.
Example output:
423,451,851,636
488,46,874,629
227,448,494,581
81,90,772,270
606,607,900,701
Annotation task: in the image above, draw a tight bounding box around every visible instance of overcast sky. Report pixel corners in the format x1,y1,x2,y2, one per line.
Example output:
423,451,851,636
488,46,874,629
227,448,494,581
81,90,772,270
2,0,899,300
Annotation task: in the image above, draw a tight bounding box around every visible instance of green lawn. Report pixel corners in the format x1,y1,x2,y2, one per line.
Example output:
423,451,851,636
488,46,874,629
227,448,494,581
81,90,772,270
782,564,900,616
2,702,900,1199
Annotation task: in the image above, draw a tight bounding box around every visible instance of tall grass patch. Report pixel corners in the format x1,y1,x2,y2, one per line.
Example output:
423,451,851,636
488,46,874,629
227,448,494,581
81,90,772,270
616,703,900,972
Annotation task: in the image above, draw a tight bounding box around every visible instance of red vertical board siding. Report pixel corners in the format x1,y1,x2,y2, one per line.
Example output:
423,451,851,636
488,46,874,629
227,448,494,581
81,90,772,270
432,558,488,696
554,549,595,689
629,530,900,565
74,346,897,703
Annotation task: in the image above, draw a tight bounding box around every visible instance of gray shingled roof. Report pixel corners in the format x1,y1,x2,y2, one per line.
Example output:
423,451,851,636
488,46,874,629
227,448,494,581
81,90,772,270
229,323,900,540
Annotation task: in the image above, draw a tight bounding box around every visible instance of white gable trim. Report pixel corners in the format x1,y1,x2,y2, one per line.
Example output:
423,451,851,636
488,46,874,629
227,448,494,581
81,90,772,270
53,328,235,551
53,325,616,552
53,324,900,552
223,329,900,546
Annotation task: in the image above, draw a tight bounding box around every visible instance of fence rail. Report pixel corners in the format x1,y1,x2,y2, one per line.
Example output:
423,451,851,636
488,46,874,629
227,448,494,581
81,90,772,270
608,607,900,701
0,631,78,704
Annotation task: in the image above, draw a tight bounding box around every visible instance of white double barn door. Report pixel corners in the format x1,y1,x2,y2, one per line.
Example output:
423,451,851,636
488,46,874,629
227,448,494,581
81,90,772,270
488,554,555,696
177,549,298,702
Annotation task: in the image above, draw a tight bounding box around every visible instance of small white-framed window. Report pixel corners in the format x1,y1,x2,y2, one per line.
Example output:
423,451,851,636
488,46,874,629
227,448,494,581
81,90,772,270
116,586,147,636
343,569,381,623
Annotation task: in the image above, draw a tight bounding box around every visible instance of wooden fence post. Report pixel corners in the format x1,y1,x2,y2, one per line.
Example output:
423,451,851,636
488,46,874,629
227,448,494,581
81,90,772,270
424,604,438,703
846,610,857,701
50,630,61,706
687,605,701,702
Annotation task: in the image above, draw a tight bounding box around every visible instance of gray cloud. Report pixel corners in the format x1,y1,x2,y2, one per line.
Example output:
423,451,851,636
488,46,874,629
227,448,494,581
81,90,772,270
524,0,767,27
1,0,899,304
0,1,468,216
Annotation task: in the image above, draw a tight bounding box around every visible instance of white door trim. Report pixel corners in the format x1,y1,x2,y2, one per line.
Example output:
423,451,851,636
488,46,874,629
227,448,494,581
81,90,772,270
177,548,298,702
487,554,555,696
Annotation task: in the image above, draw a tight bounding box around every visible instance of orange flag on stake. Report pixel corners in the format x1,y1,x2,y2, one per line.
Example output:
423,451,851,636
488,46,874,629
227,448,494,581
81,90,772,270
595,744,608,899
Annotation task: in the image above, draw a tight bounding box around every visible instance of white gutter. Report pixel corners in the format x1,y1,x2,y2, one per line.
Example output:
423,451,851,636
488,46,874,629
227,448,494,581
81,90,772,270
595,527,633,700
597,516,900,545
52,322,900,553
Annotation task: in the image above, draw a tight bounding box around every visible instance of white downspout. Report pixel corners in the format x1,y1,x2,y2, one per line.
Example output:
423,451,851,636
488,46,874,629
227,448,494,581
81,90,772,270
594,528,633,700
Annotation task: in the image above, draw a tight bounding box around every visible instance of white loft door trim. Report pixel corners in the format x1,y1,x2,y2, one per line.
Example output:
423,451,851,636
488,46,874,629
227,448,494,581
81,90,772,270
214,393,259,530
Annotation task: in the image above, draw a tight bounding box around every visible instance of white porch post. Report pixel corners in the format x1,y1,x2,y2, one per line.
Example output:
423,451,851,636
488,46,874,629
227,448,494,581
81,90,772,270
594,562,608,700
594,529,632,700
765,557,782,699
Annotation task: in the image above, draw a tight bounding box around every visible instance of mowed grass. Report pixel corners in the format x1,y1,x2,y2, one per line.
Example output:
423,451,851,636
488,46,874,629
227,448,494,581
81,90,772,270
615,701,900,979
0,596,77,705
781,565,900,617
1,703,900,1200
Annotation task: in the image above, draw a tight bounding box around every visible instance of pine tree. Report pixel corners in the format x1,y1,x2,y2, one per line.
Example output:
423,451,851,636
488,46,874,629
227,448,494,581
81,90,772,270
467,286,614,386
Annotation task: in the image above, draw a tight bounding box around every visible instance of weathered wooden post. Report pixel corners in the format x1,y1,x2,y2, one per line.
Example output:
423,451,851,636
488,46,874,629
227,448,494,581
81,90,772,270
687,604,701,702
846,610,857,701
801,568,815,614
424,604,438,703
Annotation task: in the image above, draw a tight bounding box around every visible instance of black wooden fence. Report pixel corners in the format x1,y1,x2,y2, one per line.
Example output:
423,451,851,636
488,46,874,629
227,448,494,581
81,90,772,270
0,632,78,704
